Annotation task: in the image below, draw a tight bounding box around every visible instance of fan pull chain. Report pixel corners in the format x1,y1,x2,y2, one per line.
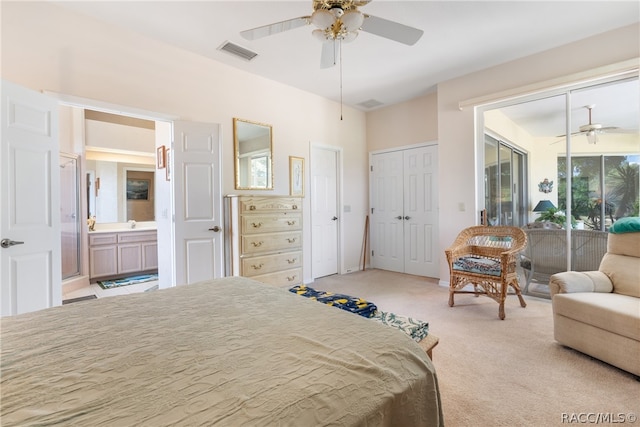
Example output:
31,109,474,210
340,39,343,121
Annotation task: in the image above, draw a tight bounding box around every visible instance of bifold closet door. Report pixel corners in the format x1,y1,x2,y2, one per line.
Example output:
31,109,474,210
370,146,438,277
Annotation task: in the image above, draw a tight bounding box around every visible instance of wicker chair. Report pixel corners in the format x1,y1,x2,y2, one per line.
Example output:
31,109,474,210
445,226,528,320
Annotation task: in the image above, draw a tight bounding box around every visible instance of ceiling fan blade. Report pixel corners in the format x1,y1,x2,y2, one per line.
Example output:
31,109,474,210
320,40,339,69
241,16,309,40
555,129,593,138
360,14,423,45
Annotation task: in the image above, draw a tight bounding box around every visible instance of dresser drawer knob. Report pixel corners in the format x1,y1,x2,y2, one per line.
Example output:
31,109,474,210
251,241,264,247
249,205,256,210
251,263,264,270
286,275,297,281
286,220,296,226
286,237,297,243
251,222,263,228
292,205,298,210
287,258,297,264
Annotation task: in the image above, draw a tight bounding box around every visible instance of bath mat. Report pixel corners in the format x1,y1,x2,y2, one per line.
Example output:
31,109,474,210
97,274,158,289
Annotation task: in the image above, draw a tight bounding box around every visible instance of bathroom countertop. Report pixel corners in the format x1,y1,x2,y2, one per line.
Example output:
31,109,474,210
89,228,157,234
89,222,157,234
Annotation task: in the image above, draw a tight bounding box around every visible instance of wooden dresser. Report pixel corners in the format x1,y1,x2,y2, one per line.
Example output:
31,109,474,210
225,195,302,287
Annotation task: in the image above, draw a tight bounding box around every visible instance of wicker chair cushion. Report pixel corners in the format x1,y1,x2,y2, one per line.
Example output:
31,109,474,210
453,256,501,277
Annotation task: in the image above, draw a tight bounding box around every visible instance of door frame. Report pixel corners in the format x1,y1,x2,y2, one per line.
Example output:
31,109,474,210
44,91,180,288
309,142,343,280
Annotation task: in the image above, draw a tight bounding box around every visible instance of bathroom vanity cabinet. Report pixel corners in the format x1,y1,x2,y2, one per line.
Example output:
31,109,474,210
89,230,158,280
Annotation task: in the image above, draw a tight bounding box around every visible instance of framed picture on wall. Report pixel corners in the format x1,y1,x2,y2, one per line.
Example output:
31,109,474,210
126,179,150,200
289,156,304,197
157,145,166,169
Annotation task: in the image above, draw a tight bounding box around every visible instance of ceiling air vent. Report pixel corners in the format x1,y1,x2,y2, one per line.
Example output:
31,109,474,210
218,41,258,61
357,99,384,109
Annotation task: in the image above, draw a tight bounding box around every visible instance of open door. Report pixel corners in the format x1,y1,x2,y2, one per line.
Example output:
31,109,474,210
171,121,223,285
1,80,61,316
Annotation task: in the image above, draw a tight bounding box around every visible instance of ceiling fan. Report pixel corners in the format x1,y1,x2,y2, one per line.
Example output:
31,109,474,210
555,104,621,144
240,0,424,68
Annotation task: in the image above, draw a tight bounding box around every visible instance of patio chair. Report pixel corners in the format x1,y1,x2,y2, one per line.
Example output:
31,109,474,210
445,226,527,320
520,229,608,294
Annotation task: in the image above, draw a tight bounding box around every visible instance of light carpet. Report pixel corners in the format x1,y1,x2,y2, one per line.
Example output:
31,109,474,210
313,269,640,427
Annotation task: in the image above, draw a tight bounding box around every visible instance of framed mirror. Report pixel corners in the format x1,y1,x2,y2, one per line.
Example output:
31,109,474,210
233,118,273,190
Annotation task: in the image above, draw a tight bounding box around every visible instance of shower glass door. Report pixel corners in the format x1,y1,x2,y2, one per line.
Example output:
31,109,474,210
60,154,80,279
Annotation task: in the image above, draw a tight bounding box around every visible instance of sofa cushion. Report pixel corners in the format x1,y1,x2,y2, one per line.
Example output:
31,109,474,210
453,256,501,277
606,231,640,258
599,253,640,298
553,293,640,341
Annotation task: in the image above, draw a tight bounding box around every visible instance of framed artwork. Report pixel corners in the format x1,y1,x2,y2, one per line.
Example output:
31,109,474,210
157,145,166,169
165,149,172,181
289,156,304,197
126,179,150,200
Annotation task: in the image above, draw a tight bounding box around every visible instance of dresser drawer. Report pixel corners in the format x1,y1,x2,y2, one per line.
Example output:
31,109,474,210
241,231,302,255
241,213,301,234
252,268,303,287
89,233,117,246
118,231,157,244
239,197,301,213
241,251,302,277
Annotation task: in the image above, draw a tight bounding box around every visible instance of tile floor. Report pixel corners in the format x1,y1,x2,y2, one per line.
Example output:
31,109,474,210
63,280,158,301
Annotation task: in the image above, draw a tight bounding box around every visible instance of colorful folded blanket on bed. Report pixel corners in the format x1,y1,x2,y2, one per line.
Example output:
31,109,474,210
289,285,378,318
371,311,429,342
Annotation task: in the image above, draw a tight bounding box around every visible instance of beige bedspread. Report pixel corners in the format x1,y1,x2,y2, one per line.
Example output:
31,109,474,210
1,277,443,426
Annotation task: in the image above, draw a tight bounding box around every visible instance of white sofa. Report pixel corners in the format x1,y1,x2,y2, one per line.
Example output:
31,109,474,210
549,222,640,377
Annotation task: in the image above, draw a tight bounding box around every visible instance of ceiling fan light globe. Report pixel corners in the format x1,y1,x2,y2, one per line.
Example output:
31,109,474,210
586,130,598,144
341,31,358,43
311,10,335,29
341,10,364,31
312,28,328,42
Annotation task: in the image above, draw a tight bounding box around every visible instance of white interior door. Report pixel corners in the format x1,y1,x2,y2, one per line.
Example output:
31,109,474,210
370,145,439,277
172,121,223,285
370,151,404,272
403,146,438,277
311,146,339,278
1,80,61,316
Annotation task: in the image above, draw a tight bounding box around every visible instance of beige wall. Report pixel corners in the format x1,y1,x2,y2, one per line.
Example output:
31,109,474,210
367,92,438,151
1,1,368,283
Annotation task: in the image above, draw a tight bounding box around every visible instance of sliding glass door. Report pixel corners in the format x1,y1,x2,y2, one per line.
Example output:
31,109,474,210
480,73,639,286
484,135,527,227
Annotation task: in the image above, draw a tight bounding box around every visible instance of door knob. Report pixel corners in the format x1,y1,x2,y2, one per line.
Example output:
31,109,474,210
332,216,338,221
396,216,403,220
208,226,221,232
404,216,411,220
1,239,25,249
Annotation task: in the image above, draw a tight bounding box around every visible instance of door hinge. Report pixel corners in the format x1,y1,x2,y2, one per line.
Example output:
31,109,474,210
371,208,374,214
370,165,373,172
371,250,374,257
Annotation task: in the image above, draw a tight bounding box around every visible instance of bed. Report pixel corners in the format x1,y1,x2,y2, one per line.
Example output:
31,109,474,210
1,277,443,426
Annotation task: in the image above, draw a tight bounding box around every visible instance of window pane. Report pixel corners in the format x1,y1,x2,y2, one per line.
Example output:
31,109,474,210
484,135,499,225
499,145,513,225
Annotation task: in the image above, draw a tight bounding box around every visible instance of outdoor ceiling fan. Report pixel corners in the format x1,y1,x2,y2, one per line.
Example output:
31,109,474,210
240,0,424,68
557,104,621,144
